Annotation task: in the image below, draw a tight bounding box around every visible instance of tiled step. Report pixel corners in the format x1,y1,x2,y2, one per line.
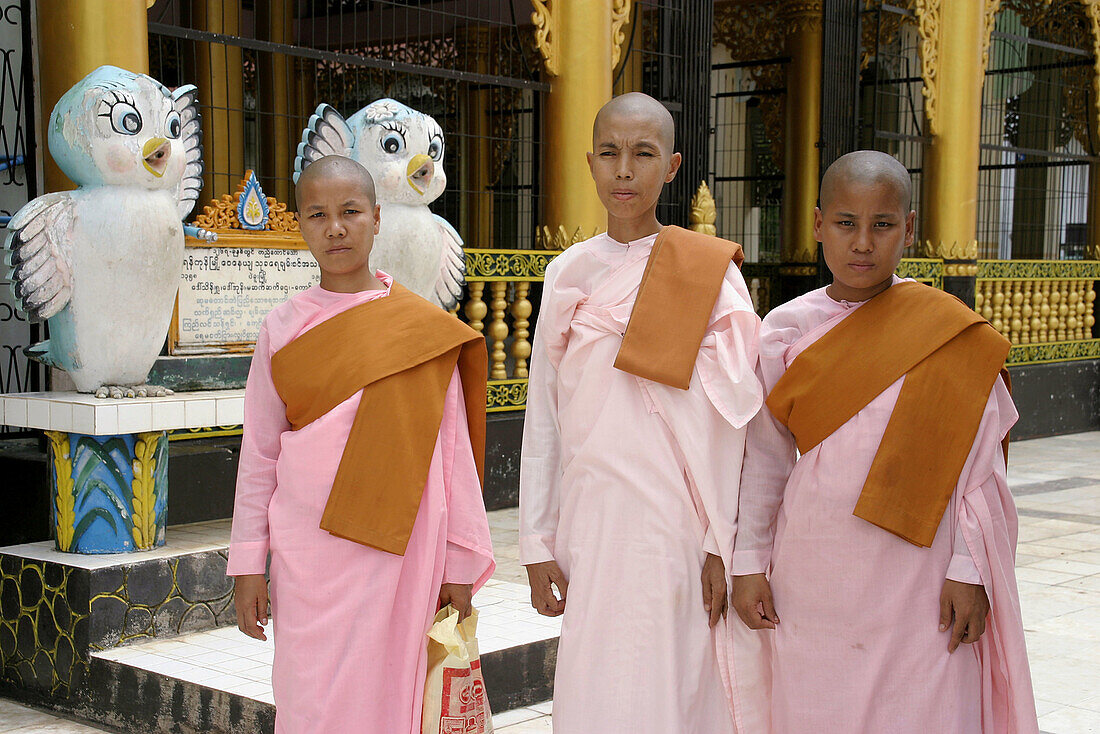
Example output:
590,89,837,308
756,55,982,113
85,579,557,732
1,514,560,733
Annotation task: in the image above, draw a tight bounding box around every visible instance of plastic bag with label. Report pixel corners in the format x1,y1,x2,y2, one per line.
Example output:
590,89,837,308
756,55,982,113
422,605,494,734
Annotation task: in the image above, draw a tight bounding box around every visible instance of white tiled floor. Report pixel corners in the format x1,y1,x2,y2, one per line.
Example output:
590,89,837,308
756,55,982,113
0,699,114,733
4,431,1100,732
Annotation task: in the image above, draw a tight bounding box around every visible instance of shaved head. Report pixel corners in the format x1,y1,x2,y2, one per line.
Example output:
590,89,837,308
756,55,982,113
296,155,376,207
819,150,911,212
592,92,676,152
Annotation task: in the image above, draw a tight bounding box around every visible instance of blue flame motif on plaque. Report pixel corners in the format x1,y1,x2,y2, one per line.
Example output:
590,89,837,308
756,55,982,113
237,171,270,230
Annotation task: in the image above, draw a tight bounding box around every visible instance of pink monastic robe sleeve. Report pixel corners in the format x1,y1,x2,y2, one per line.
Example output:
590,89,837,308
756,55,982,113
955,381,1039,734
441,369,496,587
228,318,288,576
731,326,797,577
518,261,567,566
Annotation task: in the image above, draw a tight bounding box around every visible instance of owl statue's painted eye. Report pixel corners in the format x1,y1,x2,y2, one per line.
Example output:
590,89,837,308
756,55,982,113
427,134,444,162
165,110,182,139
108,101,143,136
380,126,405,155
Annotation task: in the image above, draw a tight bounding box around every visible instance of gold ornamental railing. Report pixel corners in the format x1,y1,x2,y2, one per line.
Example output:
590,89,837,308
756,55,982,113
462,249,564,412
975,260,1100,365
462,252,1100,411
896,258,944,289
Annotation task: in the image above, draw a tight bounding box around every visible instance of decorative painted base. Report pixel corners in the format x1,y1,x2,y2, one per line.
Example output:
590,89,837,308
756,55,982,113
44,432,168,554
0,526,234,700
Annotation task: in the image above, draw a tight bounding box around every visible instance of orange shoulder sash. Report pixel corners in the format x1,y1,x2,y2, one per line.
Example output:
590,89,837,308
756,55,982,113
270,284,487,555
765,281,1010,547
614,225,745,389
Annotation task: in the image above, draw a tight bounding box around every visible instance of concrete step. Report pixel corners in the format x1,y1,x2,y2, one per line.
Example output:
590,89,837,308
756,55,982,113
0,514,558,733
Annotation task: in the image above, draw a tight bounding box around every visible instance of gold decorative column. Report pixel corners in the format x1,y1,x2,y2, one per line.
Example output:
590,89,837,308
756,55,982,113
192,0,246,202
916,0,984,262
37,0,151,192
258,0,297,205
532,0,615,242
458,26,496,248
915,0,990,305
781,1,823,267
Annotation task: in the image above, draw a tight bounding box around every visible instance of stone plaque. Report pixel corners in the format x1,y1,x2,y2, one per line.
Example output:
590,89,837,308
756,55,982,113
171,242,318,354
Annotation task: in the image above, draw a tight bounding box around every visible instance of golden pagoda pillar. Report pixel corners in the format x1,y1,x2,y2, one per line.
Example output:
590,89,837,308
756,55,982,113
780,1,823,298
532,0,617,245
37,0,150,192
458,26,495,248
192,0,246,202
258,0,296,205
917,0,987,306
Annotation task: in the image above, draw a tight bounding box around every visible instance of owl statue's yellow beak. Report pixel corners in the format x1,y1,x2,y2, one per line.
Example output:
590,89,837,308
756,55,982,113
406,154,434,194
142,137,171,177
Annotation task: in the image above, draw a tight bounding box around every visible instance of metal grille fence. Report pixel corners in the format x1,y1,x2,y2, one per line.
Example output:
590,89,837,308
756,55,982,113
147,0,546,250
709,55,786,264
858,2,925,243
977,7,1097,260
614,0,709,228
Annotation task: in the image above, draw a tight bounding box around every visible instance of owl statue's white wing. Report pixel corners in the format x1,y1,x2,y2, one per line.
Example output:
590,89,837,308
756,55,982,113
293,104,354,183
4,192,75,320
172,84,204,220
432,213,466,310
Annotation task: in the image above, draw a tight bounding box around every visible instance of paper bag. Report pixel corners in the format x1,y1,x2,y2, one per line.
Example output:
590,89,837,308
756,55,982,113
422,605,494,734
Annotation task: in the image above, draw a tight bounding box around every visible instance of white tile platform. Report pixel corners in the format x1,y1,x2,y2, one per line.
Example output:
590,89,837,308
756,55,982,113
0,520,231,569
0,390,244,435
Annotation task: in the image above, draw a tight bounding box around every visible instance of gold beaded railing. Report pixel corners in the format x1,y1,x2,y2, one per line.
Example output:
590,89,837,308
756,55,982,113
975,260,1100,365
463,249,564,411
460,252,1100,410
896,258,944,289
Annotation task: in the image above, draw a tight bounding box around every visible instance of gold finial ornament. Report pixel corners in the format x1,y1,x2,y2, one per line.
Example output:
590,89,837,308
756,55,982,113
690,181,718,236
531,0,558,76
536,225,598,250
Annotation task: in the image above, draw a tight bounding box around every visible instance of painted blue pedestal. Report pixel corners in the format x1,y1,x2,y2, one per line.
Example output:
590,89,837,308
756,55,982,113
44,431,169,553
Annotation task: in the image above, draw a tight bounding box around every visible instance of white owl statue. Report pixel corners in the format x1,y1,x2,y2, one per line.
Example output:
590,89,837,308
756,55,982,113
4,65,207,398
293,99,465,309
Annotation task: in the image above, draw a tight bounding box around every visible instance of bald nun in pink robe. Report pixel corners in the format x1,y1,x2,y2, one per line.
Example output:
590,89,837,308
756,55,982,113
732,278,1039,733
519,231,769,733
228,276,496,734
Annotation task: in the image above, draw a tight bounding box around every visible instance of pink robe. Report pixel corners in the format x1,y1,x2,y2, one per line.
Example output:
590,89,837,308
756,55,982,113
733,279,1038,734
520,232,766,734
228,274,495,734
